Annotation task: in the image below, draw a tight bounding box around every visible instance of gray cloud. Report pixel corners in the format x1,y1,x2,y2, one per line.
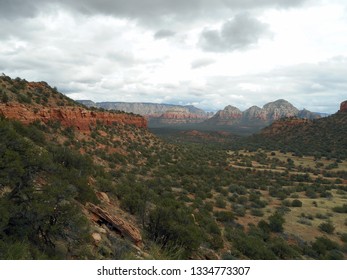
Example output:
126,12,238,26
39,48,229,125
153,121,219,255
0,0,308,22
191,58,215,69
154,30,176,40
199,13,272,52
0,0,38,19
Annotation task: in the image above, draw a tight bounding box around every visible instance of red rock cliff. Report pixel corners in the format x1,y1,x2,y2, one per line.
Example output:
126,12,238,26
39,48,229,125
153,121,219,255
0,103,147,131
339,101,347,113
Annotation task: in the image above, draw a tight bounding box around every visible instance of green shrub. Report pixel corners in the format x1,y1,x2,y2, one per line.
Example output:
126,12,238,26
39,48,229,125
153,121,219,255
269,212,285,233
318,221,335,234
291,199,303,207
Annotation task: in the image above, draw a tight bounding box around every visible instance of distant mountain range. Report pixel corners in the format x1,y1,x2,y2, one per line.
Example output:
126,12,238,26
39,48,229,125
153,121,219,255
77,99,322,130
205,99,321,126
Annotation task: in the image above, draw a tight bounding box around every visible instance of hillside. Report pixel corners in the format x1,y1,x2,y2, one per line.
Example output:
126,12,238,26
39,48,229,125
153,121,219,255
0,75,346,260
0,77,146,132
237,102,347,159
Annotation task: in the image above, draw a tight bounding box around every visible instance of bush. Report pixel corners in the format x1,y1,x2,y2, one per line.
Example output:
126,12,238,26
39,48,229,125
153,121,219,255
318,221,335,234
311,236,342,259
146,204,203,258
268,212,285,233
250,208,264,217
332,204,347,213
215,196,226,208
291,199,303,207
214,211,235,223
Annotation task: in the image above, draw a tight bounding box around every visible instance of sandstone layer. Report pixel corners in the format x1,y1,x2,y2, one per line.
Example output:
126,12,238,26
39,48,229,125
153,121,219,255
0,103,147,132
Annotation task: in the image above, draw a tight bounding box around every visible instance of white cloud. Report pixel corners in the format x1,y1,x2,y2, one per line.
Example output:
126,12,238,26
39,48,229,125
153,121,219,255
0,0,346,114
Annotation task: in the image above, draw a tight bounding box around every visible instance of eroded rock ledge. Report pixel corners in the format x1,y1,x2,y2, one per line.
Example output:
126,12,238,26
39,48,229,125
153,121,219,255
86,202,142,247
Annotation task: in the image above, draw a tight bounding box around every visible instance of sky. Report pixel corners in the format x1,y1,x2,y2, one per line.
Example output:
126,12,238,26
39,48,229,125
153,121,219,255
1,0,347,113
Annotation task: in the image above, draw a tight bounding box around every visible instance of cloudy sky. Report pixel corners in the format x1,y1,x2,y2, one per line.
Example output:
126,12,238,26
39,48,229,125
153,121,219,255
1,0,347,113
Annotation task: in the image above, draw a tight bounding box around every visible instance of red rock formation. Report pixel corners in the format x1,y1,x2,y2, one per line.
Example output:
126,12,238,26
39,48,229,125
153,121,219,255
260,118,311,135
339,101,347,113
205,105,242,125
0,103,147,132
86,203,142,247
157,108,209,124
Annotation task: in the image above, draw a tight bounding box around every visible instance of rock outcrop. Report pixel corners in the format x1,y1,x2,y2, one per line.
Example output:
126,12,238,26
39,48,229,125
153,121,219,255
242,106,263,121
261,99,299,121
205,105,242,125
0,103,147,132
339,100,347,113
154,107,209,124
204,99,321,127
260,118,311,136
86,203,142,247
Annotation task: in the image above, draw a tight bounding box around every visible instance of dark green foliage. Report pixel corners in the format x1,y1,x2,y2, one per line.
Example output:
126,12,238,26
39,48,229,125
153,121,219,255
332,203,347,213
310,236,343,259
214,211,235,223
318,221,335,234
291,199,303,207
235,113,347,159
0,119,92,259
17,93,32,104
340,233,347,243
1,91,9,103
268,212,285,233
146,203,203,257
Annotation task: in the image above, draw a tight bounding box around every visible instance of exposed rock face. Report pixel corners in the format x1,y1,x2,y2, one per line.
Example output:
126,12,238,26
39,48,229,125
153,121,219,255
242,106,263,120
261,99,299,121
339,100,347,113
205,105,242,125
0,103,147,132
86,203,142,247
154,107,209,124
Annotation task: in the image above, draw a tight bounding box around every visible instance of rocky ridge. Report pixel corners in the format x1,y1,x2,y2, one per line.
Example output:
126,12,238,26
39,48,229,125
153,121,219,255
205,105,242,125
78,100,212,124
205,99,320,126
78,99,322,127
152,107,210,125
0,77,147,132
0,103,146,132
